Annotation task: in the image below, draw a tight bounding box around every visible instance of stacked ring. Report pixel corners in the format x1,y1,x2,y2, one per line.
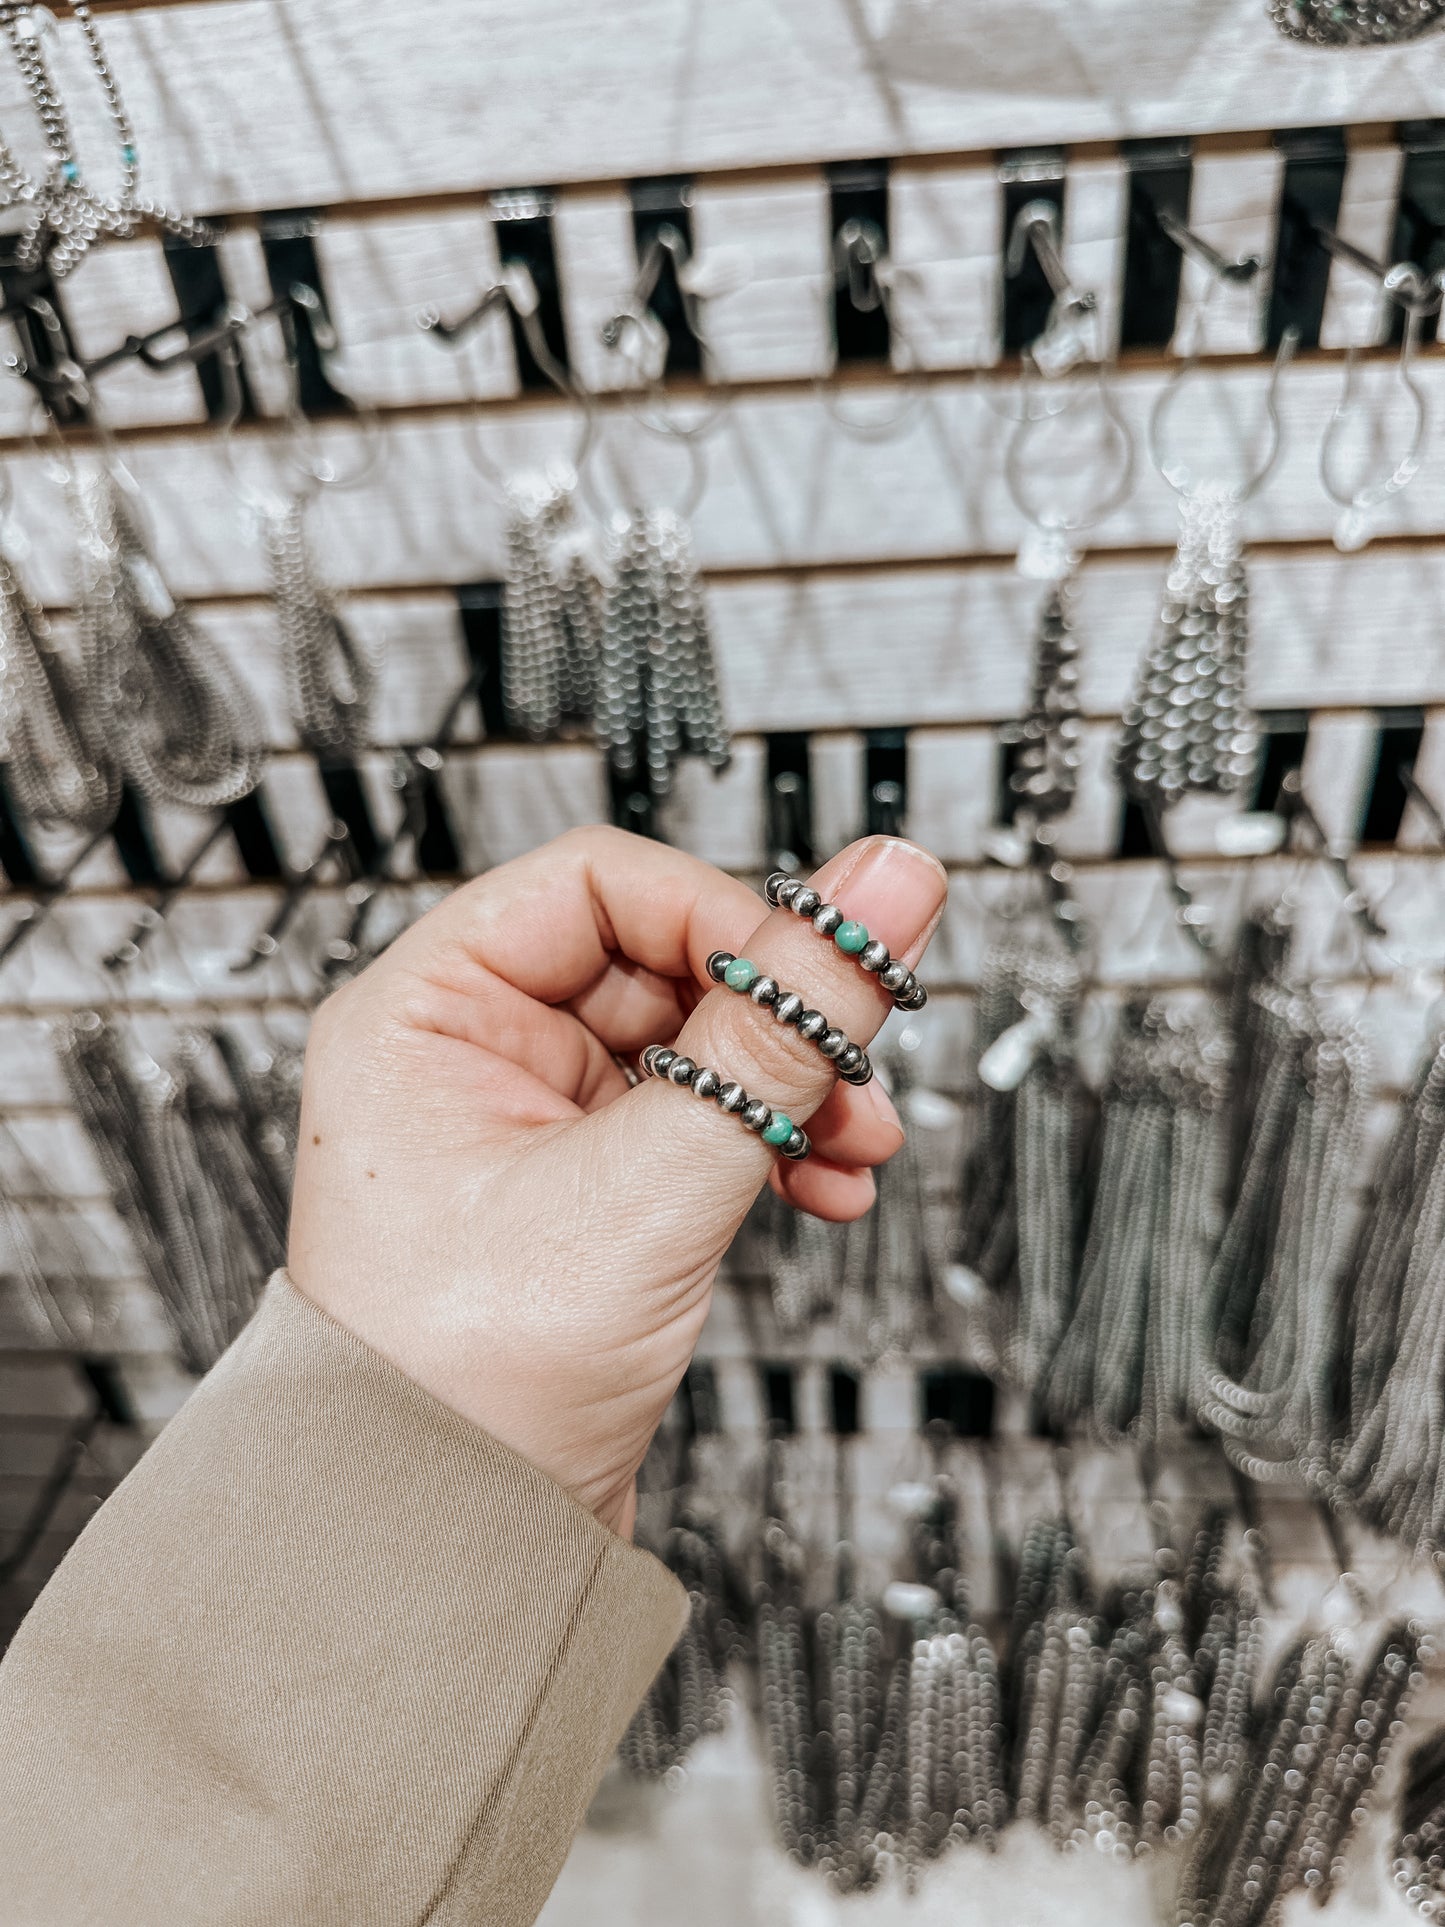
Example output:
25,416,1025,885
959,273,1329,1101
705,950,874,1086
640,1046,811,1160
763,871,928,1011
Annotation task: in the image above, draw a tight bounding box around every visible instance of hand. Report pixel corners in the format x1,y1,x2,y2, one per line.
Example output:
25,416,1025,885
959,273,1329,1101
287,827,947,1536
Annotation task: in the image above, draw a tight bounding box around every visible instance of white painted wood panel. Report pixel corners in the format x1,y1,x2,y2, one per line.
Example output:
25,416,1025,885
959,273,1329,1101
62,239,204,430
1319,141,1402,352
1173,147,1283,357
24,2,1445,216
18,357,1445,602
889,161,1002,372
690,176,832,384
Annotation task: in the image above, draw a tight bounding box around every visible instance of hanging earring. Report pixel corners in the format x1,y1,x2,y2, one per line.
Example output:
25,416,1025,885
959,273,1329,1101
1117,236,1297,817
1268,0,1445,43
422,268,602,743
0,452,119,833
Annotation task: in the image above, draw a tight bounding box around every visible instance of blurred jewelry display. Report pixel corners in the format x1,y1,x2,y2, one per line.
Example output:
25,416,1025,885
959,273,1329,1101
1046,1000,1228,1442
1394,1724,1445,1918
1194,983,1366,1485
500,470,600,741
0,2,213,276
955,930,1086,1391
621,1511,743,1780
0,541,119,832
261,491,376,758
1003,574,1084,831
595,506,729,796
54,1012,286,1373
71,464,266,810
1269,0,1445,43
1336,1034,1445,1551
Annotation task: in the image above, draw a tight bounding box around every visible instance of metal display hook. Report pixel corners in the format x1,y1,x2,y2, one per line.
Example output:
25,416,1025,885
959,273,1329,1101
814,215,927,442
1006,199,1102,380
1311,224,1437,549
419,262,595,492
598,224,731,445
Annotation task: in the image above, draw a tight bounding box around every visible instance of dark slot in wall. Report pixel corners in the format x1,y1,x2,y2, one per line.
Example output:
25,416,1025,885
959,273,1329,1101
629,177,701,376
828,159,891,364
766,734,814,872
0,771,42,887
257,210,350,416
1116,794,1154,860
0,243,84,424
110,786,165,888
921,1368,995,1438
318,764,382,874
998,737,1026,827
829,1366,860,1437
1267,128,1347,352
163,230,255,422
761,1364,796,1436
1119,139,1192,350
1251,712,1311,812
1000,149,1066,355
608,765,656,839
864,730,907,837
1390,123,1445,348
224,791,285,880
491,189,572,388
454,583,510,739
1360,711,1425,845
410,761,463,875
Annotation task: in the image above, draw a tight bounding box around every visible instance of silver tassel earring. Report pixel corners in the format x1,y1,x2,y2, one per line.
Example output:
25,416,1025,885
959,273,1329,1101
500,471,600,740
0,542,119,832
261,490,376,758
596,506,730,796
72,464,266,810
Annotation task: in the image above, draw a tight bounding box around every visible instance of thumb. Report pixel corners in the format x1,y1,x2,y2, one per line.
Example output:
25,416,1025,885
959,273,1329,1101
581,836,948,1272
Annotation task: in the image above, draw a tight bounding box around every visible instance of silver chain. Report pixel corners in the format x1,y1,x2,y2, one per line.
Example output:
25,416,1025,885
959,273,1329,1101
260,491,376,758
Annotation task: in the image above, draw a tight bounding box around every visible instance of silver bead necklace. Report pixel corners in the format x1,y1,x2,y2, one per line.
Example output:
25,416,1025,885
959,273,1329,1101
1269,0,1445,41
260,491,376,759
500,471,600,741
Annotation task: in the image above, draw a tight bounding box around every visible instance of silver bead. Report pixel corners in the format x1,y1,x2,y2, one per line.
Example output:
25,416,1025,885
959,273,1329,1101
775,877,801,908
668,1055,697,1084
640,1045,661,1076
774,992,805,1026
706,950,733,983
764,872,791,907
749,975,779,1006
819,1028,848,1060
691,1066,721,1099
791,887,821,919
836,1043,864,1079
879,959,909,993
716,1081,747,1113
860,939,891,973
842,1053,873,1086
898,981,928,1011
797,1010,828,1041
812,903,843,937
652,1048,677,1077
741,1098,771,1132
782,1127,809,1160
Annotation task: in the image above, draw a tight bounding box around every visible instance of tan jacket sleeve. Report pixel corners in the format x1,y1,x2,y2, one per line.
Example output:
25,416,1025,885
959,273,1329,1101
0,1273,687,1927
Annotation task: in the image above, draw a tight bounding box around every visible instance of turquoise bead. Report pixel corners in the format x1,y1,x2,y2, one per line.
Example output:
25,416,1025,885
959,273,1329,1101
834,920,869,954
61,161,80,184
121,145,137,167
762,1113,794,1147
724,957,759,992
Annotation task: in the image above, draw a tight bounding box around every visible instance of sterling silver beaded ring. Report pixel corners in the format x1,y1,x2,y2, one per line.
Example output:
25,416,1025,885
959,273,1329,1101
704,950,873,1086
763,871,928,1011
640,1045,810,1160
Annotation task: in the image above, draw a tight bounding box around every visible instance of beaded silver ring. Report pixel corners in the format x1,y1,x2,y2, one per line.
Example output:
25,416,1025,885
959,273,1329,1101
640,1045,810,1160
704,949,873,1086
763,871,928,1011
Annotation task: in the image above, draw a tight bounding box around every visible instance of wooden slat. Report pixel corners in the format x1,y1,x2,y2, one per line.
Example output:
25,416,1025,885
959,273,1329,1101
62,239,204,429
1174,147,1283,356
889,160,1001,371
1319,139,1402,352
16,354,1445,600
25,3,1445,216
690,175,831,384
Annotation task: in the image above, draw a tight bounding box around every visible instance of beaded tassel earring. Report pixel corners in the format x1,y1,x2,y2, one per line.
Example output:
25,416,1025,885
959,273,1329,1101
1269,0,1445,41
71,464,266,810
595,506,730,796
261,491,376,759
1004,571,1084,832
0,542,119,833
619,1514,741,1780
1115,485,1259,812
500,471,600,740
